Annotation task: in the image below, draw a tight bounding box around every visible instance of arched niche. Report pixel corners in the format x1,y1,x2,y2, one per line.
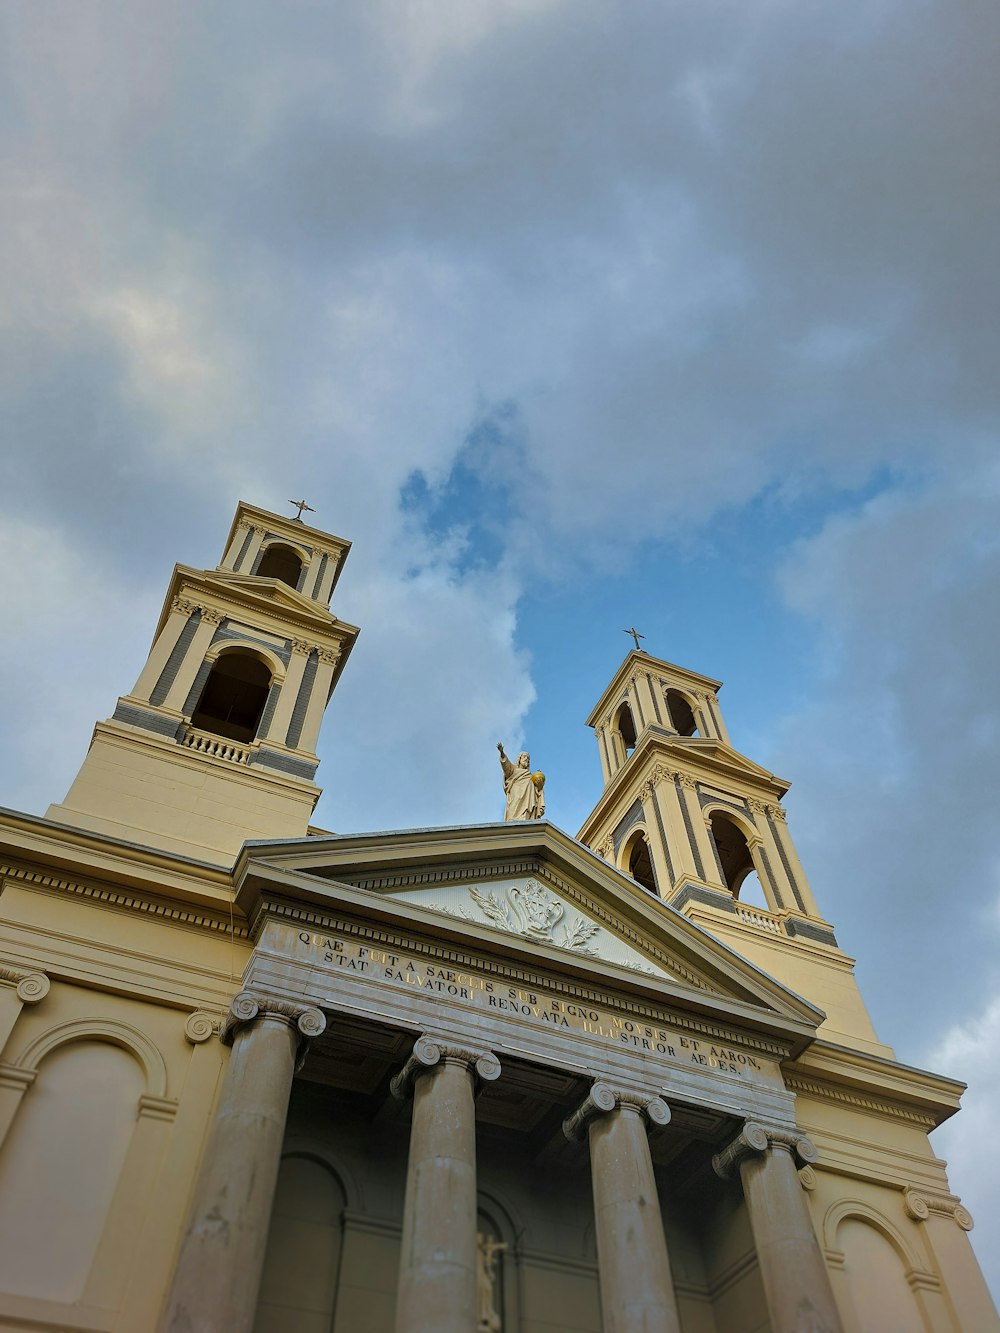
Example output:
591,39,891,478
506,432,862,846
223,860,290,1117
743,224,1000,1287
477,1191,521,1333
621,828,658,895
665,689,699,736
256,543,305,589
191,648,273,743
0,1037,148,1301
254,1152,348,1333
830,1209,926,1333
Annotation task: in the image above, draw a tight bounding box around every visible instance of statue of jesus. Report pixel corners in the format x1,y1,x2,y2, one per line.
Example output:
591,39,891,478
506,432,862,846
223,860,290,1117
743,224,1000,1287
497,743,545,821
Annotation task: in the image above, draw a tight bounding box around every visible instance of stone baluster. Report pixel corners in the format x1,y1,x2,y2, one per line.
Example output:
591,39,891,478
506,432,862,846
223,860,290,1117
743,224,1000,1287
158,991,325,1333
390,1035,501,1333
564,1082,679,1333
713,1122,843,1333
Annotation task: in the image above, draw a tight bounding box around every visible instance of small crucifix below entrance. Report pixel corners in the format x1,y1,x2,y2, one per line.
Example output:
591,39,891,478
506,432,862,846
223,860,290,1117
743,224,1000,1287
623,626,645,651
288,499,315,522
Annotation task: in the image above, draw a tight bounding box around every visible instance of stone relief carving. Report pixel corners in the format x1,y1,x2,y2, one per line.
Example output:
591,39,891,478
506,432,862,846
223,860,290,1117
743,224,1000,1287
477,1232,507,1333
465,880,600,955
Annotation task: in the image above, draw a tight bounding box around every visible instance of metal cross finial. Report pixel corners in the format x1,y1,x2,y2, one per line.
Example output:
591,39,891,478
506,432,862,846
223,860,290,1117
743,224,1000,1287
624,626,645,651
289,499,315,522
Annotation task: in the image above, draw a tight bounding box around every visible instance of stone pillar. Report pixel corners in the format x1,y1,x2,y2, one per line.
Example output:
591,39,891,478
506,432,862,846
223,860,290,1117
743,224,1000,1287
132,600,195,701
390,1035,501,1333
263,639,311,744
158,992,325,1333
161,608,223,713
296,647,340,753
713,1122,843,1333
564,1082,679,1333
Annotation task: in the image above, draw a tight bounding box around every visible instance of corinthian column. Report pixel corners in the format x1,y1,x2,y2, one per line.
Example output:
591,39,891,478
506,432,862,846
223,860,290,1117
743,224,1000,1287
564,1082,679,1333
158,991,325,1333
390,1035,501,1333
713,1122,843,1333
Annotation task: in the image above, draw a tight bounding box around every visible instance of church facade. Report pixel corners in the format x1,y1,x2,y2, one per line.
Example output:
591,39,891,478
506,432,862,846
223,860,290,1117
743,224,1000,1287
0,501,994,1333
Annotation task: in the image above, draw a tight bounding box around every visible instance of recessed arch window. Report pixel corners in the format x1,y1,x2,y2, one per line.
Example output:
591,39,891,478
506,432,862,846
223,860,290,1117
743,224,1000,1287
622,829,658,895
614,701,637,758
665,689,698,736
256,543,303,589
708,811,757,897
191,650,272,743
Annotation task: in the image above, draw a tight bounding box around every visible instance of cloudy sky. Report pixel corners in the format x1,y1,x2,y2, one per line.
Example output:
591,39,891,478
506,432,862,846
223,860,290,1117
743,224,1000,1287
2,0,998,1299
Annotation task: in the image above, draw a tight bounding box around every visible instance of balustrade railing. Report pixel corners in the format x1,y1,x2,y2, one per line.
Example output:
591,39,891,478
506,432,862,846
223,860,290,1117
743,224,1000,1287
736,904,782,934
181,726,251,765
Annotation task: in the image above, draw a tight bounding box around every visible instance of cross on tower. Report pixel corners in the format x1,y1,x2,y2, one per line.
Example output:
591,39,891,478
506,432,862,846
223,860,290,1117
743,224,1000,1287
289,499,315,522
623,626,645,651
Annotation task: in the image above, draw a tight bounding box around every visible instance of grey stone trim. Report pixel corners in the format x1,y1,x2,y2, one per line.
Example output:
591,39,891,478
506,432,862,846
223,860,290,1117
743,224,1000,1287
646,724,674,740
646,673,664,725
150,609,201,706
310,552,328,600
257,681,282,739
649,784,675,886
706,693,724,739
698,789,747,814
754,840,785,911
611,798,645,855
249,749,319,780
234,527,254,571
112,703,184,738
631,685,645,729
183,658,213,717
768,814,806,914
757,837,789,911
784,918,838,947
670,882,738,914
210,624,291,664
285,650,317,750
295,562,309,593
599,726,612,775
676,778,705,880
707,824,727,887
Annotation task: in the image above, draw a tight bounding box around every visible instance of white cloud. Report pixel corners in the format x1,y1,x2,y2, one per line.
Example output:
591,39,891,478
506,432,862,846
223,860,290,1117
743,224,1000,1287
926,993,1000,1302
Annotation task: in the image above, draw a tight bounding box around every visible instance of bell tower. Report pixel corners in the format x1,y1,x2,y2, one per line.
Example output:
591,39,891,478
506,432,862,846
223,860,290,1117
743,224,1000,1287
578,649,892,1057
47,501,359,865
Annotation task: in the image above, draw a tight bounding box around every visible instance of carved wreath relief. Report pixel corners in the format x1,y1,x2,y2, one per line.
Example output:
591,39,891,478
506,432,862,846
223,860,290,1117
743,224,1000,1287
465,879,600,955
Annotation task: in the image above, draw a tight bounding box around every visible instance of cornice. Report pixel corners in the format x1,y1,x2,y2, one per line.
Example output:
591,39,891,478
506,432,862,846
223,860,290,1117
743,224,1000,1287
153,565,360,649
577,740,789,843
784,1073,938,1129
0,859,249,939
785,1041,965,1128
585,651,722,728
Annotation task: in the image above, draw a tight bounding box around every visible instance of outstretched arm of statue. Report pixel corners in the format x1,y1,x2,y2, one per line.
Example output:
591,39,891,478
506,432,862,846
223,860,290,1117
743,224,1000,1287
497,743,513,780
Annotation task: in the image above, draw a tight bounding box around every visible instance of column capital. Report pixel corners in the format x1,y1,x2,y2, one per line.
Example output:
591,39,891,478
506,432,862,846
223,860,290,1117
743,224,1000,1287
712,1120,818,1179
390,1034,501,1101
221,990,326,1048
563,1081,670,1142
903,1187,974,1231
0,965,50,1005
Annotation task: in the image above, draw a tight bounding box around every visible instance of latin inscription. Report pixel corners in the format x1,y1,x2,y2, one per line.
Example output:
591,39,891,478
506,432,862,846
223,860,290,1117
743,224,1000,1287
292,930,763,1079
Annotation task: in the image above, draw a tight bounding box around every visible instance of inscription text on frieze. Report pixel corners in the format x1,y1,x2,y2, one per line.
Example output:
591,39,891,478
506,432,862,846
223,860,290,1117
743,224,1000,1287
288,928,765,1079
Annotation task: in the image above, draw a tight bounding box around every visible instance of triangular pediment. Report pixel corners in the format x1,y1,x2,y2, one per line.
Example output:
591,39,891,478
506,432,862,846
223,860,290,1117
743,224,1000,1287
238,821,823,1051
653,736,790,788
203,570,331,621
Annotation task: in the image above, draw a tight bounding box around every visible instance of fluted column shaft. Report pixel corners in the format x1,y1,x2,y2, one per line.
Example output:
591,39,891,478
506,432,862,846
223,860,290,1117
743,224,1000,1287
158,992,325,1333
566,1083,680,1333
391,1036,500,1333
715,1123,843,1333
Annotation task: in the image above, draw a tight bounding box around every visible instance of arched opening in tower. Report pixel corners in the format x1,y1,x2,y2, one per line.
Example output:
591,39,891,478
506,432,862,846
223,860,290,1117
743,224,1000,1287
191,651,272,743
665,689,698,736
623,830,658,895
708,811,757,897
614,701,638,757
256,544,303,589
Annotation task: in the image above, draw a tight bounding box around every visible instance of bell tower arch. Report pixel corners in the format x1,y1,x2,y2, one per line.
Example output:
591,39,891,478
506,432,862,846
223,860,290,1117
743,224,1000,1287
47,501,359,864
578,648,892,1057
